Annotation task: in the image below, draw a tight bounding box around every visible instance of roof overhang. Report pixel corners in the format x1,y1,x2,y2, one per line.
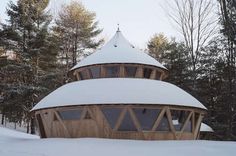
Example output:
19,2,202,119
32,78,207,111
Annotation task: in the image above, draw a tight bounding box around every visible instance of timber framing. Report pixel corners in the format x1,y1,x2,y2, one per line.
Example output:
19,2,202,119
35,104,205,140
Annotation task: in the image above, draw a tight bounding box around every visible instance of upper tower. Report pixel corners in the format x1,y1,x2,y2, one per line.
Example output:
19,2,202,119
69,30,168,81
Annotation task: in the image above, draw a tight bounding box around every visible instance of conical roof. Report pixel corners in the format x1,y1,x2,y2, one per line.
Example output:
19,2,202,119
71,30,167,71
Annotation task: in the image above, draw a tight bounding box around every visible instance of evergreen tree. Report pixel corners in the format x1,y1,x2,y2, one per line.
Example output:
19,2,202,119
147,35,192,91
0,0,60,133
219,0,236,139
53,1,103,69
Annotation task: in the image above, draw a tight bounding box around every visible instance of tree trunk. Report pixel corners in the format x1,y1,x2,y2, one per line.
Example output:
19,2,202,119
30,118,36,134
1,111,5,125
27,121,30,133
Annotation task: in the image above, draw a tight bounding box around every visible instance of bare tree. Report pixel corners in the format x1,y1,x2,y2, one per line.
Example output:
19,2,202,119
164,0,218,88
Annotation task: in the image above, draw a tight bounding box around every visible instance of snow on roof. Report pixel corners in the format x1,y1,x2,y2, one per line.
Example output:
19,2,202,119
32,78,206,111
70,30,167,71
200,123,214,132
1,127,236,156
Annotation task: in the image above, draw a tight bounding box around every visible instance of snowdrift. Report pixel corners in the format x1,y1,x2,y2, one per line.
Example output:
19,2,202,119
0,127,235,156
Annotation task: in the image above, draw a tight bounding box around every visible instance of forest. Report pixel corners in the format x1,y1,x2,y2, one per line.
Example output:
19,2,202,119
0,0,235,141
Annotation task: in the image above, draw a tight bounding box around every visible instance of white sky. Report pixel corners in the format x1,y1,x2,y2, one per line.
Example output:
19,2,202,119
0,0,184,49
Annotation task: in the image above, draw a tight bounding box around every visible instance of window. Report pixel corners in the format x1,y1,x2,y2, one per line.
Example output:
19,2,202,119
105,66,120,77
133,108,160,130
118,111,137,131
58,109,82,120
143,68,152,78
156,113,170,131
89,66,101,78
156,71,162,80
171,110,191,132
101,108,122,129
125,66,137,77
79,70,88,80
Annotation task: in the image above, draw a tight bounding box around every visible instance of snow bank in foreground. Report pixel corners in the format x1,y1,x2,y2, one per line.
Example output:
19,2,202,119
0,127,236,156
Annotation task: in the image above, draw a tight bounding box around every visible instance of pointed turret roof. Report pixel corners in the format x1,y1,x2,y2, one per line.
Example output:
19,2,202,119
71,30,167,71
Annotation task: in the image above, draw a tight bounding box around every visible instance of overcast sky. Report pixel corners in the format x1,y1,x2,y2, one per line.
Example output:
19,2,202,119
0,0,183,49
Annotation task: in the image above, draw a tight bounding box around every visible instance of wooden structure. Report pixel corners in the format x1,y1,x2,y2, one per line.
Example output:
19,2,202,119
35,105,205,140
199,123,214,140
32,29,207,140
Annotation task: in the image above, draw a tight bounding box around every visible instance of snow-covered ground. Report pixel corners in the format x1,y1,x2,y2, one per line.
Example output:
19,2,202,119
0,127,236,156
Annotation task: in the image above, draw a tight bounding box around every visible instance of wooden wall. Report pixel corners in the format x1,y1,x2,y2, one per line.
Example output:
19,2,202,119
34,105,206,140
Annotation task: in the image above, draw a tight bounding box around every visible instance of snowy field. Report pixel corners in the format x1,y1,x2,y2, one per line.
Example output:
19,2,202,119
0,127,236,156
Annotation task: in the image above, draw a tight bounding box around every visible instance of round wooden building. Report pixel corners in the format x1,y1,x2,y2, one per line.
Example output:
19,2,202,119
32,29,207,140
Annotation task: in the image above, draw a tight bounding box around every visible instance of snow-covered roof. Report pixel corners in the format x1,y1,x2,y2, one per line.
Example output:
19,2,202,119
200,123,214,132
70,30,167,71
32,78,206,111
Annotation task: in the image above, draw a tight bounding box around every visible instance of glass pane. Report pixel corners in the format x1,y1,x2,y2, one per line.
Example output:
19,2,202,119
184,120,192,132
58,109,82,120
118,112,137,131
171,110,191,131
156,113,170,131
143,68,152,78
79,70,88,80
125,66,137,77
156,71,161,80
133,108,160,130
90,66,101,78
105,66,119,77
102,108,122,129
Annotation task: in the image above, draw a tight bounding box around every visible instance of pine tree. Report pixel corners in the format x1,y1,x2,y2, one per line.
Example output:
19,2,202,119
0,0,60,134
53,1,103,69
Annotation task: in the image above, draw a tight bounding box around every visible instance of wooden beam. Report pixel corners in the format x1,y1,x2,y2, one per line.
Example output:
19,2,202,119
101,65,105,77
128,107,142,132
135,67,143,78
152,107,166,131
120,64,125,77
166,108,177,139
54,111,71,138
160,72,165,80
114,107,127,131
150,70,156,79
177,112,193,139
194,114,204,139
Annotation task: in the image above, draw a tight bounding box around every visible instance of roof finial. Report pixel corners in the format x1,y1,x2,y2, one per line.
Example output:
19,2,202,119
117,23,120,32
